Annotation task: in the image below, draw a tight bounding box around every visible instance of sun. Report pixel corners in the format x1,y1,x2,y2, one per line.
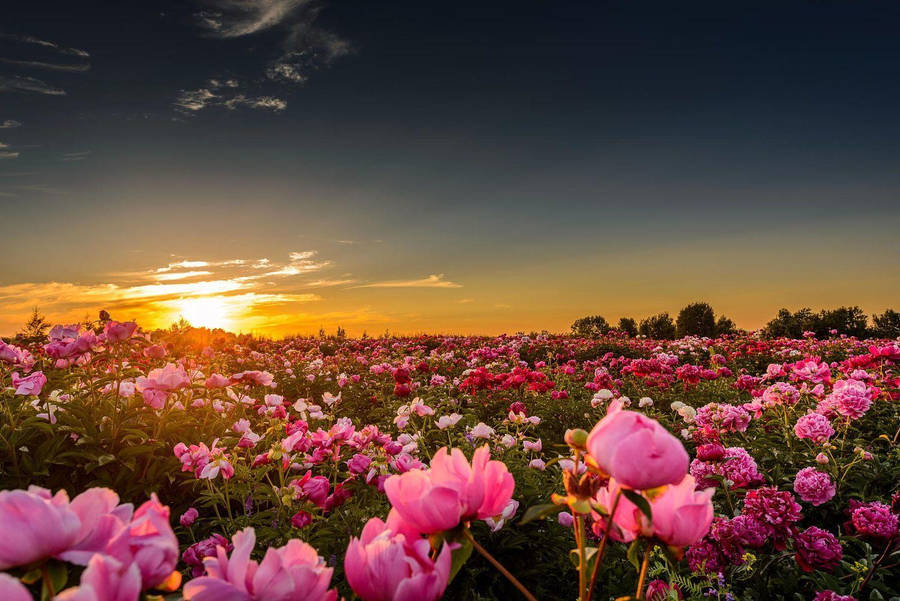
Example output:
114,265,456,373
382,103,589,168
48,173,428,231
174,296,235,331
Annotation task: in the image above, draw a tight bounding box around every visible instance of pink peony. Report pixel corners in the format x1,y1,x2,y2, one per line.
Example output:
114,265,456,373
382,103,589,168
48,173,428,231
56,554,143,601
11,371,47,396
586,401,688,490
849,501,898,540
793,413,835,444
384,445,514,534
793,526,842,572
792,468,835,506
345,516,453,601
183,527,337,601
0,486,81,570
0,573,35,601
127,494,179,590
104,321,137,343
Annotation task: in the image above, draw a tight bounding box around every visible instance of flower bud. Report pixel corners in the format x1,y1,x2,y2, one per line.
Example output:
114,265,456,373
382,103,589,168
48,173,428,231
565,428,589,449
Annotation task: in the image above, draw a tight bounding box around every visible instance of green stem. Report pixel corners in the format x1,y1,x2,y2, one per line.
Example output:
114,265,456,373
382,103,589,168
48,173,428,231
463,528,538,601
585,490,622,601
635,542,653,600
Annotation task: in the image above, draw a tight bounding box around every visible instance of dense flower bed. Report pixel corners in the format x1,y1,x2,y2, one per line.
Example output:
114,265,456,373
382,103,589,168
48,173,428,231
0,319,898,600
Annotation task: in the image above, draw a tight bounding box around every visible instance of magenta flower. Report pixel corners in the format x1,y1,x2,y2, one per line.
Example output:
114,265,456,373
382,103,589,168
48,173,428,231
793,526,842,572
793,413,835,444
344,516,453,601
849,501,899,540
180,507,199,527
793,468,835,506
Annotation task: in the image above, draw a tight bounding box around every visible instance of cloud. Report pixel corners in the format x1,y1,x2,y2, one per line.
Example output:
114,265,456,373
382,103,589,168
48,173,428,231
0,34,89,58
357,274,462,289
179,0,350,114
0,75,66,96
152,270,214,281
0,120,22,129
0,151,20,160
174,79,286,113
62,151,91,162
0,58,90,72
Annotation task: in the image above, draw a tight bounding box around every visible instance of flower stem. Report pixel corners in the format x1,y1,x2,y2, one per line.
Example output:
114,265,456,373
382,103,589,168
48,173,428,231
635,542,653,600
463,528,538,601
585,490,621,601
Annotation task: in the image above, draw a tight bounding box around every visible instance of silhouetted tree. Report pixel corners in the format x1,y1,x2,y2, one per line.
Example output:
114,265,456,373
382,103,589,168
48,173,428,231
571,315,611,338
19,307,49,341
765,308,814,338
814,306,868,338
714,315,737,336
676,302,716,337
617,317,638,337
639,313,676,339
872,309,900,338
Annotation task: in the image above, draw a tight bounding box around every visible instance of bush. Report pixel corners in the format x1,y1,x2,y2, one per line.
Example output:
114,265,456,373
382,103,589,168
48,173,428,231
676,302,717,338
638,312,676,339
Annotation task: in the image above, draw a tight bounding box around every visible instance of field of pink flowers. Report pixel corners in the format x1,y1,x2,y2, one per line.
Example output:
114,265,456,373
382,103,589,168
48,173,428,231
0,318,898,601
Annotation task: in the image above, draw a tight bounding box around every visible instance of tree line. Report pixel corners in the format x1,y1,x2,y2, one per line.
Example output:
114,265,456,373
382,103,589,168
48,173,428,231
571,304,900,339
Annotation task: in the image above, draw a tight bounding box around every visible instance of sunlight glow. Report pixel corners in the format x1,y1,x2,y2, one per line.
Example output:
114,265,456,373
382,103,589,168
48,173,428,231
172,296,235,331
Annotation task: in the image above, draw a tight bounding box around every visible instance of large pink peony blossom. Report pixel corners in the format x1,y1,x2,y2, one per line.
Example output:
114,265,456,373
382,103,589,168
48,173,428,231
345,516,452,601
586,401,688,490
384,445,514,534
0,486,81,570
183,527,336,601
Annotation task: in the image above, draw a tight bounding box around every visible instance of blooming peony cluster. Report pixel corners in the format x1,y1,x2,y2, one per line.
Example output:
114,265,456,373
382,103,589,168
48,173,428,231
848,501,899,540
793,413,835,443
694,403,751,433
742,487,803,544
793,526,842,572
793,467,836,506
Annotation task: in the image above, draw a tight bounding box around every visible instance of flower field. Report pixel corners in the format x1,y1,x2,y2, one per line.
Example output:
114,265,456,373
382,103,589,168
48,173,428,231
0,318,898,601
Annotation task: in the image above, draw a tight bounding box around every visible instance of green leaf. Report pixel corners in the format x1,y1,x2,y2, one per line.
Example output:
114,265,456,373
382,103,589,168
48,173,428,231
621,489,652,521
518,503,563,525
626,539,642,571
568,546,599,570
40,561,68,601
448,535,473,583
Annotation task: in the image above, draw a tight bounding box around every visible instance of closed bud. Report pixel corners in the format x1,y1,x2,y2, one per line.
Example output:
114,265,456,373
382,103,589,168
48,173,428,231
565,428,589,449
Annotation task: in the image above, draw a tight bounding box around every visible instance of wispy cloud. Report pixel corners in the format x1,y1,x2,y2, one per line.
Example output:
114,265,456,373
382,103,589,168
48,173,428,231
357,274,463,289
0,151,20,160
0,75,66,96
0,120,22,129
62,151,91,162
0,34,89,58
174,79,286,113
179,0,350,114
0,58,90,72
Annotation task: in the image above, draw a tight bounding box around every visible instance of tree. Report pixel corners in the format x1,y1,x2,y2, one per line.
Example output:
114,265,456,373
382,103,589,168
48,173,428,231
714,315,737,336
617,317,638,337
570,315,611,338
639,312,676,339
19,307,49,340
814,306,868,338
765,307,814,338
676,302,716,338
872,309,900,338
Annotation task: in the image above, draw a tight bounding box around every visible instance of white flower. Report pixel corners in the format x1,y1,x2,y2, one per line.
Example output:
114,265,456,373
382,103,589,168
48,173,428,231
436,413,463,429
469,422,495,439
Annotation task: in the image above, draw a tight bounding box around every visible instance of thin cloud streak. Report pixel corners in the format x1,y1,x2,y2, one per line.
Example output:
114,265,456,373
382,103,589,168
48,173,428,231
356,274,462,289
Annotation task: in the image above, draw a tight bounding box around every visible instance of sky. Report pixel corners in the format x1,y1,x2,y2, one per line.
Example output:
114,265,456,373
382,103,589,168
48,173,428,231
1,0,899,337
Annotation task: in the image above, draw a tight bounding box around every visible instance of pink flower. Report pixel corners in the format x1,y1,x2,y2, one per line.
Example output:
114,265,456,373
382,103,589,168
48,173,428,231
127,494,179,590
761,382,800,407
205,373,231,389
586,402,688,490
143,345,167,359
849,501,898,540
183,534,232,578
55,554,143,601
793,468,835,506
348,454,372,475
104,321,137,343
183,527,336,601
648,475,715,547
291,510,313,529
384,445,514,534
11,371,47,396
57,487,134,566
344,516,453,601
793,526,842,572
135,363,190,409
813,591,857,601
0,486,81,570
793,413,835,444
0,573,32,601
180,507,199,527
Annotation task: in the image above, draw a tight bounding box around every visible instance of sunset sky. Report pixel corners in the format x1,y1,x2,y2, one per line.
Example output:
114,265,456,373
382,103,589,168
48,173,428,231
2,0,899,336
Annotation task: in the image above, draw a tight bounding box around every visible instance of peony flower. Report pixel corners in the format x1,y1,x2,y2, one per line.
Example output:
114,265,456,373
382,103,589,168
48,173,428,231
384,445,514,534
586,401,688,490
648,475,715,547
849,501,899,540
344,516,452,601
56,554,143,601
0,486,81,570
11,371,47,396
793,526,842,572
793,413,835,444
793,468,835,506
0,573,31,601
127,494,179,590
104,321,137,343
183,534,232,578
183,527,336,601
180,507,199,527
